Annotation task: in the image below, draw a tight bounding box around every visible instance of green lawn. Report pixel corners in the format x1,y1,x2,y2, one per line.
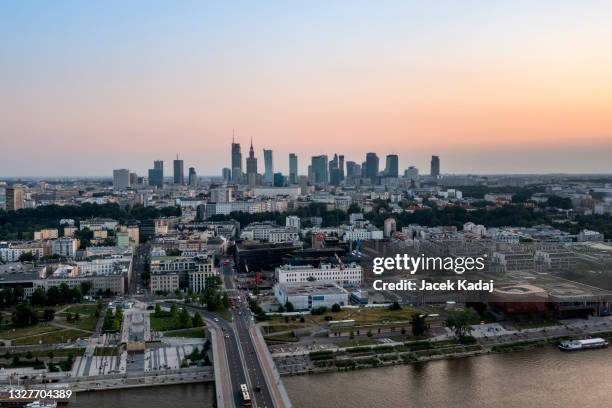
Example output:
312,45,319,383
271,306,421,326
62,304,98,315
150,315,181,331
163,327,206,338
12,329,86,345
336,339,380,348
58,304,99,331
0,324,62,340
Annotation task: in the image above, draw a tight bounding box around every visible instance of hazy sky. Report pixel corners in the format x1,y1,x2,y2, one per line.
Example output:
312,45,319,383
2,1,612,177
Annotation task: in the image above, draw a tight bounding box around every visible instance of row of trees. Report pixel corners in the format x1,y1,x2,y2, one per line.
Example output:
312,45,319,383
154,303,204,330
102,307,123,332
30,282,91,307
0,203,181,240
11,304,56,327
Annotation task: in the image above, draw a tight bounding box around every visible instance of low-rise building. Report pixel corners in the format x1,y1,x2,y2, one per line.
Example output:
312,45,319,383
275,263,362,286
274,281,349,311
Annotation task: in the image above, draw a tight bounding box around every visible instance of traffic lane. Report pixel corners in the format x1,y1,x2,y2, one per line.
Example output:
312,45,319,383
233,310,274,408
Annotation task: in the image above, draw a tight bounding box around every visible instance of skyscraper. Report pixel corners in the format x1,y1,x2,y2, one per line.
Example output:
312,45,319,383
231,134,242,184
222,167,231,182
273,172,285,187
430,155,440,178
246,138,258,187
5,186,25,212
365,152,379,182
188,167,198,186
148,160,164,189
289,153,298,184
404,166,419,187
338,155,345,181
329,154,341,186
384,154,399,178
173,156,184,185
346,161,360,179
263,149,273,185
311,155,329,185
113,169,130,190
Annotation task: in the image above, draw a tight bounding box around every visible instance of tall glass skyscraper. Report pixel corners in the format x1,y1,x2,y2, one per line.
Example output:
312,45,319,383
311,155,328,185
173,156,184,185
231,136,242,184
365,152,379,182
289,153,298,184
263,149,273,184
430,155,440,178
384,154,399,177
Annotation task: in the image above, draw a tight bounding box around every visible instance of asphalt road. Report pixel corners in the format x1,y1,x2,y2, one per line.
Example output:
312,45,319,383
221,261,275,408
162,258,277,407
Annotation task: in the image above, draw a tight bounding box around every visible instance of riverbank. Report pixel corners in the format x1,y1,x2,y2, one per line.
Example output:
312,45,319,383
284,346,612,408
273,328,612,377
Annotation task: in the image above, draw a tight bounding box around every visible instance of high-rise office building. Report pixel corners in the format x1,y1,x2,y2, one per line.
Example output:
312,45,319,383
246,138,258,187
329,154,341,186
173,156,184,185
148,160,164,189
273,172,284,187
129,172,138,186
222,167,231,182
113,169,130,190
289,154,298,184
311,155,329,185
263,149,273,185
365,152,379,182
346,161,360,179
231,135,243,184
430,155,440,178
338,155,345,181
384,154,399,178
5,186,25,212
188,167,198,186
404,166,419,187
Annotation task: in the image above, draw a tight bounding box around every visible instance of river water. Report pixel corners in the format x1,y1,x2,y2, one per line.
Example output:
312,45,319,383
72,346,612,408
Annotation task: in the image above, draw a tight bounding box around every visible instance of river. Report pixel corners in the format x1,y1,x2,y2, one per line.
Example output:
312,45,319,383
71,346,612,407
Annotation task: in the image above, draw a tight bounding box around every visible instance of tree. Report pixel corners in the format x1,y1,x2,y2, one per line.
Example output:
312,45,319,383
192,312,204,327
80,281,92,296
154,304,162,317
389,301,402,311
285,302,295,313
179,307,193,329
170,303,179,319
446,308,480,338
12,304,38,327
366,329,373,338
410,313,427,336
18,252,34,262
331,303,341,313
31,288,47,306
43,308,55,322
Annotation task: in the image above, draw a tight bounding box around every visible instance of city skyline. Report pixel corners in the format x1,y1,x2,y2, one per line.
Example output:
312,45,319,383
2,1,612,176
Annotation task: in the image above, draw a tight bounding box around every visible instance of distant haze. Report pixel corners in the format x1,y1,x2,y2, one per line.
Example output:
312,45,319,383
1,1,612,177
